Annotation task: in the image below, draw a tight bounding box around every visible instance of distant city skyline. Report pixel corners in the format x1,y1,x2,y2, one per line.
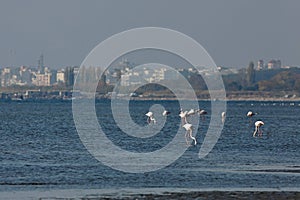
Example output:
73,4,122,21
0,57,292,88
1,0,300,69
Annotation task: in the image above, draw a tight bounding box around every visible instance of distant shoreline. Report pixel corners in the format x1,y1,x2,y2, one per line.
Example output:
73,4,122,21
124,96,300,102
1,97,300,102
1,90,300,102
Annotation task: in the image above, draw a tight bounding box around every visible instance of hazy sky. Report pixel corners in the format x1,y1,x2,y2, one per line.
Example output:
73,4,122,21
1,0,300,69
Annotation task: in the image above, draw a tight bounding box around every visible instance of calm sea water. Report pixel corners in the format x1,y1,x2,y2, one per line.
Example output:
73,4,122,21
0,100,299,195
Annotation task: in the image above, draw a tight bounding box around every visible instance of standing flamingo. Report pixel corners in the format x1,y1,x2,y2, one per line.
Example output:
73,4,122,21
247,111,257,117
197,109,208,120
221,111,226,123
145,111,156,124
253,120,264,137
247,111,258,125
187,109,196,116
162,110,170,116
179,109,188,125
182,123,197,146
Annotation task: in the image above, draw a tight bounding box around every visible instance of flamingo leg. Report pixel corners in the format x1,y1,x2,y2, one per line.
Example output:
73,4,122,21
258,128,263,137
185,131,189,145
222,117,225,124
152,118,156,124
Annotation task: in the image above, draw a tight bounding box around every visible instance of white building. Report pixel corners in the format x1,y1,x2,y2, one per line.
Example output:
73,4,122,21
1,67,11,86
32,73,51,86
267,59,281,69
56,70,65,83
257,60,264,70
